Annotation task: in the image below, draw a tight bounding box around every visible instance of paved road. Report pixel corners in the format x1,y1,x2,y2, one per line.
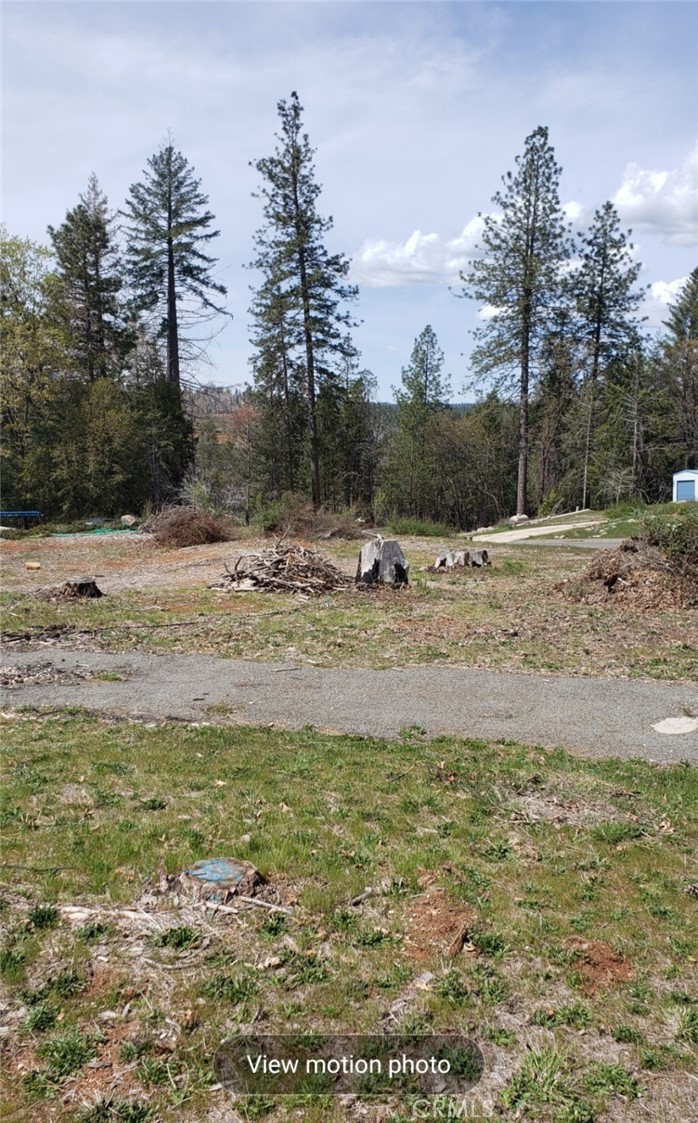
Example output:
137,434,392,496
512,538,626,550
2,648,696,763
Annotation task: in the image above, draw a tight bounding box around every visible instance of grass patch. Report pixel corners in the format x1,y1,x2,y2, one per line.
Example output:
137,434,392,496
0,716,696,1119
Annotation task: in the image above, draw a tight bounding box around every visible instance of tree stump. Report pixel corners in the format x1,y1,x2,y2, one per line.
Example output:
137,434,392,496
433,550,470,570
431,549,490,571
356,537,409,586
60,578,104,598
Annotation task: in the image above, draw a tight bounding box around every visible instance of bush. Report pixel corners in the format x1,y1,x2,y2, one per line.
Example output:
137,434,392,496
639,502,698,571
143,505,237,548
386,516,454,537
253,494,366,539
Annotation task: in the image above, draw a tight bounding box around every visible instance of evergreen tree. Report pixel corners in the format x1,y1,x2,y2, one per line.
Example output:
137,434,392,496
390,325,450,518
121,142,227,392
461,126,573,514
659,268,698,469
250,92,358,507
47,174,130,383
248,273,306,495
0,229,59,508
572,201,644,506
664,267,698,343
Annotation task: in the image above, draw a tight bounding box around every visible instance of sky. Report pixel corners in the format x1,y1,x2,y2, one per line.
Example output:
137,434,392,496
3,1,697,401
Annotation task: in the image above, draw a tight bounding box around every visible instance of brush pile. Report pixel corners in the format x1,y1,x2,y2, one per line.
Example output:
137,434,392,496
143,505,237,548
559,539,695,609
211,541,350,596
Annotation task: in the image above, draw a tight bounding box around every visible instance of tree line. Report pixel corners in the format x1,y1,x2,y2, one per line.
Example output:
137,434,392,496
2,95,696,528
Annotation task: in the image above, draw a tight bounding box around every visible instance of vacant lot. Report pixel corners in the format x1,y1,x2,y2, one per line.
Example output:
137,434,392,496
1,531,696,681
1,530,696,1121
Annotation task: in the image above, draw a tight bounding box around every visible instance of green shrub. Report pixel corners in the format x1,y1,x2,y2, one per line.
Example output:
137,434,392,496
386,516,454,537
639,502,698,570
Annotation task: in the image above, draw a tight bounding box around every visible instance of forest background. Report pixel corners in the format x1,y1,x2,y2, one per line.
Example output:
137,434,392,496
2,98,696,528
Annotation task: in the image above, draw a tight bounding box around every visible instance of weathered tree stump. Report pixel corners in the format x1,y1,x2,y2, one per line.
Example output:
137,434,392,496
431,548,490,571
469,549,490,567
356,536,409,586
433,549,470,570
60,578,104,598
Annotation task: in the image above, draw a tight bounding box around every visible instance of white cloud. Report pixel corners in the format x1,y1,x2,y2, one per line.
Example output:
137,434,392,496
641,275,688,327
562,200,584,223
613,145,698,246
350,214,489,288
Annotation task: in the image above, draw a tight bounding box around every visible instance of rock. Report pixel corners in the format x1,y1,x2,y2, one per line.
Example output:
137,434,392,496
121,514,137,527
25,562,41,571
509,514,529,526
469,549,490,567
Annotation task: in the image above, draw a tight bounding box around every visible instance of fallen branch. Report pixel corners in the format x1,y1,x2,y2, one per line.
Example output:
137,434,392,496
202,896,292,915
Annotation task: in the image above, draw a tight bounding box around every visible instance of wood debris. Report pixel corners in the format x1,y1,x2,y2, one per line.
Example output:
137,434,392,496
210,541,350,596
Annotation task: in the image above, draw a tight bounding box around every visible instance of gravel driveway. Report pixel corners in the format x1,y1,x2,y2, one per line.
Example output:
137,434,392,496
2,648,696,763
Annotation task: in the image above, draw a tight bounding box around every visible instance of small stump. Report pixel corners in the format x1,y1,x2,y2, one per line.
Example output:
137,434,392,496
60,577,104,598
178,857,264,903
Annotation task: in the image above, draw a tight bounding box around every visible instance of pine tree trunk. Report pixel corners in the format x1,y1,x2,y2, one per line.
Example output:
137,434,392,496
517,330,530,515
167,237,180,390
297,241,321,509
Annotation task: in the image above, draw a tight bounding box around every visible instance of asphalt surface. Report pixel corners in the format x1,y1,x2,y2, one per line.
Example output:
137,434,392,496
2,648,696,763
514,538,625,549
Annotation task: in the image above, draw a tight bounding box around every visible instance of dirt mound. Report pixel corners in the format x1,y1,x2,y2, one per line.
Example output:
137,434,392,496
404,889,478,961
143,506,237,548
568,938,634,995
559,539,693,609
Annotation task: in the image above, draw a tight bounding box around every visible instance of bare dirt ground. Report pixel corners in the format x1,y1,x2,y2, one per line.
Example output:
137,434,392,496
0,532,252,594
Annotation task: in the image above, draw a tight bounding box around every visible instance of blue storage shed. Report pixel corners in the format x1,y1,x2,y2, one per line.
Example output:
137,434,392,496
673,470,698,502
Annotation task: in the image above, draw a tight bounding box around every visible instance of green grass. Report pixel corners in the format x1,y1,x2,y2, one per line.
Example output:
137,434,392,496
0,715,696,1119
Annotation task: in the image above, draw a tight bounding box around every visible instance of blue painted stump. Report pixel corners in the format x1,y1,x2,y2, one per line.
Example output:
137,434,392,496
180,857,263,903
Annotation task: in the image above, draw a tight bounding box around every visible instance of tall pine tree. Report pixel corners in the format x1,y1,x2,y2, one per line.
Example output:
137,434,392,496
461,126,572,514
250,92,358,508
660,268,698,469
572,201,644,506
121,142,227,392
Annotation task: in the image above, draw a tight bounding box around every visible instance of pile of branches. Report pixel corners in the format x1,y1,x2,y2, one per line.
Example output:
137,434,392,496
142,505,237,548
559,539,695,609
211,541,351,596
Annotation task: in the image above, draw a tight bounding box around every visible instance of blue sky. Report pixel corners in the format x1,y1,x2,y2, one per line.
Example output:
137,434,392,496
3,1,697,399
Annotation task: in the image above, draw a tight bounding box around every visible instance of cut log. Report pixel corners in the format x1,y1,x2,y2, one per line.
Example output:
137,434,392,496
469,549,490,567
60,578,104,598
356,536,409,586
